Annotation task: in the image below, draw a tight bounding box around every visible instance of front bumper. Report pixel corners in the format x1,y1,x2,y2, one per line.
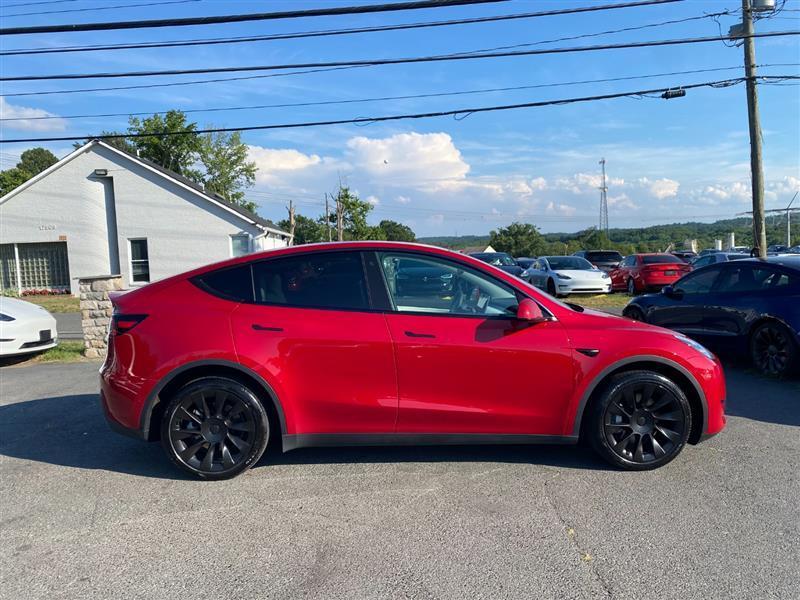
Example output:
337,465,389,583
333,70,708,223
557,279,612,295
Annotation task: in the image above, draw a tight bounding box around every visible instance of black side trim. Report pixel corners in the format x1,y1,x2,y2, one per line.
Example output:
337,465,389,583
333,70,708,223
282,433,578,452
570,355,709,438
140,359,287,440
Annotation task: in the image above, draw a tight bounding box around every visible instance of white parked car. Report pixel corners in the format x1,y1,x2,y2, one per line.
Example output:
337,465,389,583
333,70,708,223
0,297,58,357
522,256,611,297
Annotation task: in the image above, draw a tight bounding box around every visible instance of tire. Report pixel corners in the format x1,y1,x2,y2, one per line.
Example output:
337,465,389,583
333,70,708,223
750,321,799,378
161,377,270,480
547,279,557,297
586,371,691,471
624,306,646,322
627,278,637,296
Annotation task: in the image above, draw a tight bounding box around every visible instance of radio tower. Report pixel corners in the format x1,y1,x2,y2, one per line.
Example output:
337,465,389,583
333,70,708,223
598,158,609,237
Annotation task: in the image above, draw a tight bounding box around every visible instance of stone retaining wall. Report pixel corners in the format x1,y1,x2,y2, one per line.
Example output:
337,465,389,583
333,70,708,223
78,275,124,358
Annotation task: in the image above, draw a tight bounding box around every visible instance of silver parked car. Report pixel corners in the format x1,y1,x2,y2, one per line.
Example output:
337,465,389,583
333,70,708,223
690,252,749,269
523,256,611,297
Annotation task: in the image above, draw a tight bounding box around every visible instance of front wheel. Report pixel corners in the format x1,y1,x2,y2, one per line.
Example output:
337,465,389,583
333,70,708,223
586,371,691,470
161,377,270,480
750,321,798,378
623,306,646,322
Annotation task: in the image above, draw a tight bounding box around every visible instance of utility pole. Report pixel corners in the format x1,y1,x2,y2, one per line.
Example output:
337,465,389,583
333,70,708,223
335,189,344,242
741,0,767,258
598,158,609,238
324,193,332,242
787,192,798,247
286,200,295,246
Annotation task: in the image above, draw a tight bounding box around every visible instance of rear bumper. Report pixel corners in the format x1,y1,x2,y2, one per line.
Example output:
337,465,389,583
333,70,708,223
100,388,147,440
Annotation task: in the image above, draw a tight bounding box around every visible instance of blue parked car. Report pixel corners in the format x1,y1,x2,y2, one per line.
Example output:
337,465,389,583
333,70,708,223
623,256,800,377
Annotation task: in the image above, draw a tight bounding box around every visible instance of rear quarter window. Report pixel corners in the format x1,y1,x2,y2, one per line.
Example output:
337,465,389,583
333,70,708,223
194,264,254,302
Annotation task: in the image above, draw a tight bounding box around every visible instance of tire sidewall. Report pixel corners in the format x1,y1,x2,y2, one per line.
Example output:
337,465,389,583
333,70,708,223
588,371,692,471
160,377,270,480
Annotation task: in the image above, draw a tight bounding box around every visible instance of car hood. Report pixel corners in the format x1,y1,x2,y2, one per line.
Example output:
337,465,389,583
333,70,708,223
498,265,523,275
0,297,54,320
554,269,607,279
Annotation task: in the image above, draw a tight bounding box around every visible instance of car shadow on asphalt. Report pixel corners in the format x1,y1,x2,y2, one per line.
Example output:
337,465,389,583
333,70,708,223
0,394,612,479
722,366,800,428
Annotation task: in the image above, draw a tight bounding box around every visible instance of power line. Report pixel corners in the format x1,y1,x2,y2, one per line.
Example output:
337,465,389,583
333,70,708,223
6,64,799,123
5,76,797,145
0,0,508,35
0,0,694,57
2,0,201,18
1,0,77,7
5,30,796,82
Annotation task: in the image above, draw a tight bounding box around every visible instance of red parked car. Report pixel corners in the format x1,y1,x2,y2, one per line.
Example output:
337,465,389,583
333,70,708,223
101,242,725,479
610,253,692,295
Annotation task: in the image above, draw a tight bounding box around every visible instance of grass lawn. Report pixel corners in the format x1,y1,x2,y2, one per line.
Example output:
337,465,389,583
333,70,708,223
17,294,79,313
569,293,632,310
36,340,87,363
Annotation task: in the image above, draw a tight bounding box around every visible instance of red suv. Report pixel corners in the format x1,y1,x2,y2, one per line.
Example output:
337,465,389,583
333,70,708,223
611,253,692,295
101,242,725,479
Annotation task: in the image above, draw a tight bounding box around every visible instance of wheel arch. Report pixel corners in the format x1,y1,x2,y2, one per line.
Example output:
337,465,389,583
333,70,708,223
140,360,287,443
747,315,798,342
572,356,708,445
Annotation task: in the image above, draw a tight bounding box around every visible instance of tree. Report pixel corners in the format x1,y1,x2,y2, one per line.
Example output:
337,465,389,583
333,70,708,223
279,214,325,245
489,222,546,257
128,111,201,177
0,168,30,196
377,219,415,241
322,187,375,240
73,132,135,153
197,131,257,210
17,148,58,175
0,147,58,195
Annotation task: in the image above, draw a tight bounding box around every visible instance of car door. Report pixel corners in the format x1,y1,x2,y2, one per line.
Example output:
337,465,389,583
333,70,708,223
375,251,574,436
230,250,398,434
701,264,787,348
528,259,548,289
648,266,722,340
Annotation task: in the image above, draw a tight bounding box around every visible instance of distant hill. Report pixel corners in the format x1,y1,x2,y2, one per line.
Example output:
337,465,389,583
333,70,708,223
420,216,797,253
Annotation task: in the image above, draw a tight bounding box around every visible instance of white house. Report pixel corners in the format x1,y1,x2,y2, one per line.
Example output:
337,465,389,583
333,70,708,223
0,140,291,295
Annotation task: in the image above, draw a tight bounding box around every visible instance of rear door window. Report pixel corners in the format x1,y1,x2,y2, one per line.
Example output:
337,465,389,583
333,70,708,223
251,251,370,310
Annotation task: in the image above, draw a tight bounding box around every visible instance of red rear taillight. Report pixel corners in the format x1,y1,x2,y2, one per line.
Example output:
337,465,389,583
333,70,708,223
111,314,147,335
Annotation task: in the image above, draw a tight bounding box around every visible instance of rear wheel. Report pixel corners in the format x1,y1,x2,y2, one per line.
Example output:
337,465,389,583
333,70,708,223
750,321,798,378
547,279,557,297
627,278,637,296
587,371,691,470
161,377,270,480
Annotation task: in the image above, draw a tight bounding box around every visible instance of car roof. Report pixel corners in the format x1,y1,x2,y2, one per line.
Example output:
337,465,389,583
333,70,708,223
741,255,800,268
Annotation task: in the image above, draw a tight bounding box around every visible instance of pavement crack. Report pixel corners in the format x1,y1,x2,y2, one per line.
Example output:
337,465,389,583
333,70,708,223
543,478,613,599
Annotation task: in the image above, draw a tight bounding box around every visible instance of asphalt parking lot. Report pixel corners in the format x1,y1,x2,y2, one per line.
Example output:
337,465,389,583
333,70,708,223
1,362,798,600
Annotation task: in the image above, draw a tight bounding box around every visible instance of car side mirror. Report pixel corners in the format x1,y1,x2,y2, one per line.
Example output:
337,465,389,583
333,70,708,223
662,285,683,299
516,298,546,323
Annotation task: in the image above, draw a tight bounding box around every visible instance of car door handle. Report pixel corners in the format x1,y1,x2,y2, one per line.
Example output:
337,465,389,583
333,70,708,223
252,324,283,332
404,330,435,338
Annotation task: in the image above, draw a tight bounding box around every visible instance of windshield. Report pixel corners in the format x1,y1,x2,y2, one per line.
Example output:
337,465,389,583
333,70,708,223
474,253,516,266
546,257,594,270
586,251,622,262
642,255,682,264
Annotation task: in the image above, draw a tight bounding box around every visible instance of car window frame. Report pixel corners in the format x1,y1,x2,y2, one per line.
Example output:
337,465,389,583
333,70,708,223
372,249,545,321
674,264,722,296
193,249,388,314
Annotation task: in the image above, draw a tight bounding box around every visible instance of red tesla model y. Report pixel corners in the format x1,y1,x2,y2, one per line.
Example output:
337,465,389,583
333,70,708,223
101,242,726,479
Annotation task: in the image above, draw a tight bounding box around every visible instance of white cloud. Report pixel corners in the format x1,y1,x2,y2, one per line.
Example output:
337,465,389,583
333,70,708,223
395,195,411,204
545,201,577,216
637,177,680,200
365,195,380,206
0,98,66,132
248,147,322,183
345,132,469,186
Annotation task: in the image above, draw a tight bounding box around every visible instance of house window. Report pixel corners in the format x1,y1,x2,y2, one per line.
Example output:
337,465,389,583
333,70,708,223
129,238,150,283
230,234,251,257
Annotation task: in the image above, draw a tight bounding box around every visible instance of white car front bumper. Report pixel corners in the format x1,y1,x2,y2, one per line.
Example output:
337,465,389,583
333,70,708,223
556,277,612,295
0,313,58,357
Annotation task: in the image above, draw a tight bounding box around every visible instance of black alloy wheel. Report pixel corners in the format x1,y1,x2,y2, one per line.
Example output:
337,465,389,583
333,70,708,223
161,377,269,480
588,371,691,470
547,279,557,297
750,322,798,378
627,278,637,296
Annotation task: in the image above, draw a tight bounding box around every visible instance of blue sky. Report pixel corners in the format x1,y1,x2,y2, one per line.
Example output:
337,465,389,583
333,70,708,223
1,0,799,236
